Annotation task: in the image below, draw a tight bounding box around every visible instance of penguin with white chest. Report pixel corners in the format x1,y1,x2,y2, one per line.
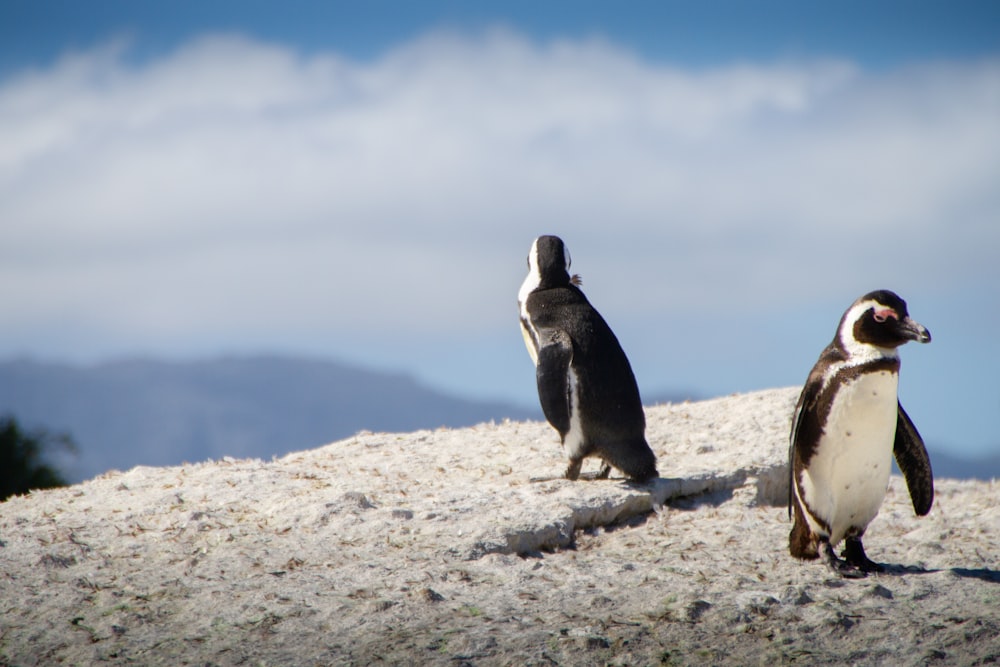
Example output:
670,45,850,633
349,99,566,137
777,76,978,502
789,289,934,577
518,235,657,483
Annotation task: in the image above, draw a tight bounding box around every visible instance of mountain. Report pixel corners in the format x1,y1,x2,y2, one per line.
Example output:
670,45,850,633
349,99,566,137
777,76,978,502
0,357,540,482
1,357,996,485
921,448,1000,482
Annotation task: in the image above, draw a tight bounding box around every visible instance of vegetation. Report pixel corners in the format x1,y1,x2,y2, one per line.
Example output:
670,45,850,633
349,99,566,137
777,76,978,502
0,415,75,501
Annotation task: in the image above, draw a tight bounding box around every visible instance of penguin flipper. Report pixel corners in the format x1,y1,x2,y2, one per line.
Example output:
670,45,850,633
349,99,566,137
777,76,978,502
893,401,934,516
788,394,807,519
535,328,573,436
788,366,824,519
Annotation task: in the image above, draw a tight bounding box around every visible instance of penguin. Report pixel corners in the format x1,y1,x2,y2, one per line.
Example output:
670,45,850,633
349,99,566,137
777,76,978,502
517,235,658,483
788,289,934,577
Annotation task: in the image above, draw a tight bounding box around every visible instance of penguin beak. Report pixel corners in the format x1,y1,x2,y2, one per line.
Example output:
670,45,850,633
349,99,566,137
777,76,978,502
898,316,931,344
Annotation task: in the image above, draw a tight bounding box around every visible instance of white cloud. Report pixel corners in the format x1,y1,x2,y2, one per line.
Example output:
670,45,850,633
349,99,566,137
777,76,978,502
1,28,998,358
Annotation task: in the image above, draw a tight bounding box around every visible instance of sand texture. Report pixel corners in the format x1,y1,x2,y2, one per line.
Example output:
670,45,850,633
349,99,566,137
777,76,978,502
2,387,998,665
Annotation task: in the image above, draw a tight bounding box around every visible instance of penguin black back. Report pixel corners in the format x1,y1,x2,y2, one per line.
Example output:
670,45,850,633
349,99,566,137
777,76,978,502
518,235,657,483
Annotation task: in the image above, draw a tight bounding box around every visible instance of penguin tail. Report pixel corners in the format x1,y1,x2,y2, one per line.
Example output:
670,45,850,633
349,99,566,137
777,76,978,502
601,440,658,483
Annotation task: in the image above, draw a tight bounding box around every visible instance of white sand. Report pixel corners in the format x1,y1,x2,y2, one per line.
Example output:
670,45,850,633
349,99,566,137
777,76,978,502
1,387,998,665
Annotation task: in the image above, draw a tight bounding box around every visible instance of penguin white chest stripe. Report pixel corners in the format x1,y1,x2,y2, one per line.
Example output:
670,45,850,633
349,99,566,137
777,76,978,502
518,265,541,365
798,370,898,544
519,316,539,365
563,366,586,459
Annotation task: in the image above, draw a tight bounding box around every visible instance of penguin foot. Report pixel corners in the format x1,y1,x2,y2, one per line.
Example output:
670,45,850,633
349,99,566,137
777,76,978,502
842,537,885,573
529,462,607,483
821,541,868,579
567,463,612,481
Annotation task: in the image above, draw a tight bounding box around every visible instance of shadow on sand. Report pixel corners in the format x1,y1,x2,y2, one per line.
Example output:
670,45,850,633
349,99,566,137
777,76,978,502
950,568,1000,583
830,564,1000,582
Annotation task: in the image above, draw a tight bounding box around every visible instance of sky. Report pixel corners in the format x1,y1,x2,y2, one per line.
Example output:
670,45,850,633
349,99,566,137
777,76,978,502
1,1,999,458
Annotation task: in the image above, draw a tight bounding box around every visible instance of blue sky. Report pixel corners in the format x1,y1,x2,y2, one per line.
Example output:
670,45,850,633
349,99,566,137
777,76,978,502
3,1,1000,72
1,1,999,458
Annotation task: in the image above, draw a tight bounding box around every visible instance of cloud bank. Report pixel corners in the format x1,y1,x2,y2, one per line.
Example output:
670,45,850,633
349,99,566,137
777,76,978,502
1,29,997,368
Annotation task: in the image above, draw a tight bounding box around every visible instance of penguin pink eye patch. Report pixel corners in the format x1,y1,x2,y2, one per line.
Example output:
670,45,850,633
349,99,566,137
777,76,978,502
873,308,898,323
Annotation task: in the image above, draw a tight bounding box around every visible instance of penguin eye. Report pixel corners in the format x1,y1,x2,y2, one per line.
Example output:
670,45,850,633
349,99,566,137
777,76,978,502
873,309,897,323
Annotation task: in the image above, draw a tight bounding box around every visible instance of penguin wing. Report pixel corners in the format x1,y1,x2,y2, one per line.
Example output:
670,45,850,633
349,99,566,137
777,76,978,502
893,401,934,516
788,371,820,518
535,328,573,436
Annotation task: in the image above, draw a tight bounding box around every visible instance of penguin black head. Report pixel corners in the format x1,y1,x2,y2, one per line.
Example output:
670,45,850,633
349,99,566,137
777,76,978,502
525,235,581,289
838,289,931,354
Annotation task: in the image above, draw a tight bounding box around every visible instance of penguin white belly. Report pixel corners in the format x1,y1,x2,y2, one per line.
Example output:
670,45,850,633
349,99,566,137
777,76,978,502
800,370,898,545
562,367,586,459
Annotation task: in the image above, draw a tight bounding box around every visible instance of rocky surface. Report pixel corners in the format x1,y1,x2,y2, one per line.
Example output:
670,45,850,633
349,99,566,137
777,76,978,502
2,387,998,665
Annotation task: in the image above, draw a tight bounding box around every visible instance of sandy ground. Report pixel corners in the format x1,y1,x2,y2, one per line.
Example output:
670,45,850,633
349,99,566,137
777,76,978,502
1,387,998,666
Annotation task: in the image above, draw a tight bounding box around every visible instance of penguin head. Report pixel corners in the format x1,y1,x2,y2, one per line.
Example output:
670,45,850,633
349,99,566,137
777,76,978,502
526,235,580,288
838,289,932,354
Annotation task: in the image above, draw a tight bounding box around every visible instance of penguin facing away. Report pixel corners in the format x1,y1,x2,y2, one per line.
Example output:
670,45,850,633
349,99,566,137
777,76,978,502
518,235,658,483
788,289,933,577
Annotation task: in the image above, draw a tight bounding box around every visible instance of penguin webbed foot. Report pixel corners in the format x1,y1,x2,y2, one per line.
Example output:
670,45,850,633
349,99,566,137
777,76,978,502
564,458,583,481
564,459,614,481
821,541,868,579
532,459,609,482
842,537,885,574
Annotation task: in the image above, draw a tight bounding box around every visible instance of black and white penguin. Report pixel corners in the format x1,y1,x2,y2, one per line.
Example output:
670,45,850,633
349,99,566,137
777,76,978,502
788,289,934,577
517,235,657,483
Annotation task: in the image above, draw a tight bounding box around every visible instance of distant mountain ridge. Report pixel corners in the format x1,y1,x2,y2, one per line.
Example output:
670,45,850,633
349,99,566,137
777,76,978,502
915,449,1000,483
0,356,540,482
0,357,995,484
